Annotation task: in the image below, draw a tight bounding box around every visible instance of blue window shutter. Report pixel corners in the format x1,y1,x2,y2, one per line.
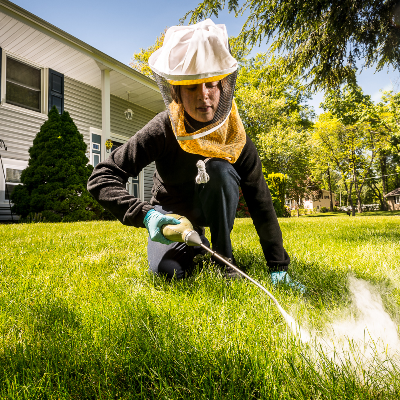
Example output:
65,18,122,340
48,69,64,114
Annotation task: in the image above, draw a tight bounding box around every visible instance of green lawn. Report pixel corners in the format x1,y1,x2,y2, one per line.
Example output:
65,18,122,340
0,216,399,399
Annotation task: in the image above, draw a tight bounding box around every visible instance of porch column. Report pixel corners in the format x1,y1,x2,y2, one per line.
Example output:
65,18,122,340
101,68,111,161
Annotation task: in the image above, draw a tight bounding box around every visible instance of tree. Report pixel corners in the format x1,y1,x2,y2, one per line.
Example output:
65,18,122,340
312,107,386,215
321,83,394,212
309,152,341,211
183,0,400,89
263,172,287,217
11,106,105,222
235,54,314,204
378,91,400,166
312,114,355,213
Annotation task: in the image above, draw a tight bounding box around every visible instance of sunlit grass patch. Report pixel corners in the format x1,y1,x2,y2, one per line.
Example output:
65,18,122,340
0,216,399,398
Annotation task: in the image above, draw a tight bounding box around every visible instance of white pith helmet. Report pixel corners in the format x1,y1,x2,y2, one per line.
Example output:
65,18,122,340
149,19,238,85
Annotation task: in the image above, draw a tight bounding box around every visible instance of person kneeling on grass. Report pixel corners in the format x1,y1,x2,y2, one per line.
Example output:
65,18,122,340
87,19,304,291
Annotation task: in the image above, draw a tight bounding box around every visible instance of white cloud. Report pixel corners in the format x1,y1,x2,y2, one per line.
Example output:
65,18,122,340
371,84,393,103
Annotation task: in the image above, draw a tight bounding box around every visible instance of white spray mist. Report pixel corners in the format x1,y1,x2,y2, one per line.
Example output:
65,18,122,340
302,277,400,370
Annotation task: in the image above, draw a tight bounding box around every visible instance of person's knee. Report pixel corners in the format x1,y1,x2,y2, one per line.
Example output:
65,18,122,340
149,258,186,280
147,241,192,280
205,159,240,188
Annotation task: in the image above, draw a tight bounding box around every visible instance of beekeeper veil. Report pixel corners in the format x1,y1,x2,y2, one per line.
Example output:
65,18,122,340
149,19,246,164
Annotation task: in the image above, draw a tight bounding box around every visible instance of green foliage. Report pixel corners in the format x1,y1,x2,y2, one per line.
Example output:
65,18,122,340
235,54,314,202
378,91,400,165
264,171,287,218
322,83,375,125
315,84,397,213
11,106,107,222
0,218,399,397
183,0,400,89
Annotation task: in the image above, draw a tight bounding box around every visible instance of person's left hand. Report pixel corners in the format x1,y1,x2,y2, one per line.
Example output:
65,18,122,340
144,209,181,245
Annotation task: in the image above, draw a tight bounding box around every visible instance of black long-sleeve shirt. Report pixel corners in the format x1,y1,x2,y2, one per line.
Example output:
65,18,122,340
87,111,289,268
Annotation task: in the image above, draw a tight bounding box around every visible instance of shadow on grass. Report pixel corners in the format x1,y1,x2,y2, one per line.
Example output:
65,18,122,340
1,292,398,399
149,246,352,313
356,211,400,217
301,213,346,218
288,258,351,308
297,211,400,218
334,229,400,244
32,298,82,334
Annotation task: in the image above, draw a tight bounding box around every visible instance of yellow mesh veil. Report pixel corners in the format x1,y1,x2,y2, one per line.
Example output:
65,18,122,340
169,98,246,163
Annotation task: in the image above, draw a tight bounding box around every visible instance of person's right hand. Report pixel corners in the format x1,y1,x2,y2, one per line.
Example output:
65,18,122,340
143,210,181,245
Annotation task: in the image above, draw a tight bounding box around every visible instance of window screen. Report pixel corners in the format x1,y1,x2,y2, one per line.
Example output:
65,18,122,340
6,57,41,112
5,168,23,201
6,168,22,183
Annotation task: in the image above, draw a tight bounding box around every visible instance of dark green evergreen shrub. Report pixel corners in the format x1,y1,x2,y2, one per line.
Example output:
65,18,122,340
11,106,112,222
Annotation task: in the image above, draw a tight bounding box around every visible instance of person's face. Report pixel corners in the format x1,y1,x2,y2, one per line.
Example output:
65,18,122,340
180,81,221,122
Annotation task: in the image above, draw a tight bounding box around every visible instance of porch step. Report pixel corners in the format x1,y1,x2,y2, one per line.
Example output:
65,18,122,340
0,204,19,221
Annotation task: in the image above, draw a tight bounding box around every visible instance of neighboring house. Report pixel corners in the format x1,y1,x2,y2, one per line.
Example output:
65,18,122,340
384,188,400,211
0,0,164,220
286,189,336,211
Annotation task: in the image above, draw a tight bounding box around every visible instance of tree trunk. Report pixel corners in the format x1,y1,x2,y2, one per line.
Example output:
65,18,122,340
368,179,384,210
380,155,388,211
327,167,334,211
348,182,356,216
353,165,362,214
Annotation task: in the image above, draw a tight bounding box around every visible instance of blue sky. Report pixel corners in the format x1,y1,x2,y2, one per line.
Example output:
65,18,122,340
10,0,398,114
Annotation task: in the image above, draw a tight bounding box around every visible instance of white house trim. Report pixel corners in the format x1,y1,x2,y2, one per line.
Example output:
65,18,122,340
0,157,27,203
0,48,6,104
101,68,111,162
1,49,50,116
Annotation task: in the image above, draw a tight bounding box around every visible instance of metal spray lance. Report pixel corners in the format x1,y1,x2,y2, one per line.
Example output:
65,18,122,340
162,215,310,342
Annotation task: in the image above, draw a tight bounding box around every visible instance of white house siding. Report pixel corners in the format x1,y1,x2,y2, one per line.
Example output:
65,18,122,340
0,104,47,161
110,94,157,202
64,76,102,143
110,94,157,140
109,95,158,202
143,162,156,202
0,105,47,220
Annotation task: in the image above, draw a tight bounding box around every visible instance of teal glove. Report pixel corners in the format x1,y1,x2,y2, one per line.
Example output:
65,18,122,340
270,271,306,293
144,209,181,245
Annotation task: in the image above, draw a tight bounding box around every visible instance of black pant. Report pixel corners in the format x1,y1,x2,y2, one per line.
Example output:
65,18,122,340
148,159,240,279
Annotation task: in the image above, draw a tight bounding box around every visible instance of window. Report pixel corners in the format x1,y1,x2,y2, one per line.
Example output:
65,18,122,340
91,133,101,167
6,57,41,112
111,141,123,152
5,168,23,201
395,195,400,204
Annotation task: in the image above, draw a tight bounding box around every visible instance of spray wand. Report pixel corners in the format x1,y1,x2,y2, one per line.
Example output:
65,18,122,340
162,215,310,342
